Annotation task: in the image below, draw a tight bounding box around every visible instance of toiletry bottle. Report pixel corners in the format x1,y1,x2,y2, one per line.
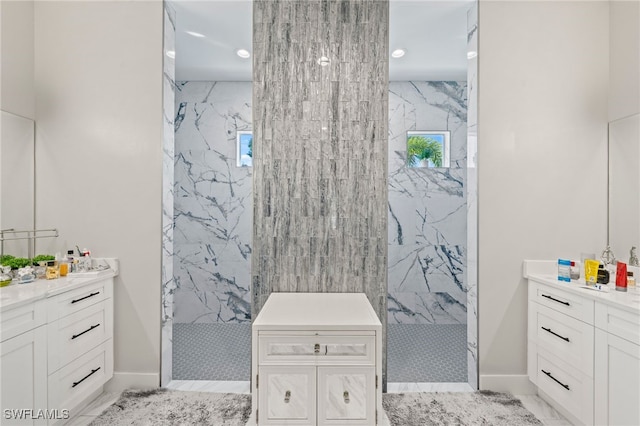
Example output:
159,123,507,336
616,262,628,292
570,261,580,280
82,248,91,271
597,264,610,284
628,271,636,288
67,250,75,273
558,259,571,282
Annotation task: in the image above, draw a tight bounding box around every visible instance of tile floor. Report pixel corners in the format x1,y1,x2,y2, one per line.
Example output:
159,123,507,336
65,385,571,425
172,323,467,383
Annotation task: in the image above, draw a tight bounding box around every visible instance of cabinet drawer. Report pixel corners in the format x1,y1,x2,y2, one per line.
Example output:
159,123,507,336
48,300,113,373
529,303,594,376
0,299,46,343
259,335,375,365
535,349,593,425
258,366,316,425
529,282,593,324
595,303,640,345
47,279,112,322
317,366,375,426
48,339,113,417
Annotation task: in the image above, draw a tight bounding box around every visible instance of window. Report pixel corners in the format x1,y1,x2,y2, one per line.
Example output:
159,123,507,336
237,131,253,167
406,131,450,168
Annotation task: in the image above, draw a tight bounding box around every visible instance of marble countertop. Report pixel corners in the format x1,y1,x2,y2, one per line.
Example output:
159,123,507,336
524,260,640,314
253,292,382,330
0,266,116,312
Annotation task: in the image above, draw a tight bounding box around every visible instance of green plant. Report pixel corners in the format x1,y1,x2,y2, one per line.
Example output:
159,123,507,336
32,254,55,265
3,257,31,270
407,135,443,167
247,137,253,158
0,254,16,265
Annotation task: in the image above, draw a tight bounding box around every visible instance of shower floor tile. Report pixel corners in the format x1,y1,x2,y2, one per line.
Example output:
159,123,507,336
173,323,250,381
173,322,466,383
387,323,467,383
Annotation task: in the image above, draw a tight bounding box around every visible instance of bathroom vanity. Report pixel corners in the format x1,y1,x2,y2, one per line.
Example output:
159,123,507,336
250,292,385,425
524,260,640,426
0,266,116,425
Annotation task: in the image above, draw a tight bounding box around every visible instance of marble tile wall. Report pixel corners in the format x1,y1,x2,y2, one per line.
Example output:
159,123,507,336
161,2,175,387
252,0,389,327
387,81,467,325
173,81,253,324
466,1,479,390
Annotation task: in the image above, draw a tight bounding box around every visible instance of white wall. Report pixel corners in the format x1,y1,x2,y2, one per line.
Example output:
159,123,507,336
0,0,35,118
609,0,639,122
478,1,609,391
34,1,164,388
608,0,639,264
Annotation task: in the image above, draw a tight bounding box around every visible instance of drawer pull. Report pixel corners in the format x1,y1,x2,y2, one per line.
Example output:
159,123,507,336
541,326,570,342
72,367,101,388
541,294,570,306
314,343,320,354
71,291,100,304
284,390,291,403
343,391,350,403
541,369,570,391
72,323,101,340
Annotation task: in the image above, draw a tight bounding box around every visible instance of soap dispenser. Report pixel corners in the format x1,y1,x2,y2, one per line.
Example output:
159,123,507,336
630,246,639,267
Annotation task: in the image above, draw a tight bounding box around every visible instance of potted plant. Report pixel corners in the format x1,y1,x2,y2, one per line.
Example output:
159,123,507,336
407,135,443,167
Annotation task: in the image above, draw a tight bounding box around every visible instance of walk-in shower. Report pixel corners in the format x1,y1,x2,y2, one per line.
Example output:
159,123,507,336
162,0,478,389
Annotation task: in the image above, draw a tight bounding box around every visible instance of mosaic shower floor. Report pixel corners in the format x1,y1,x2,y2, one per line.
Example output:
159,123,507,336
387,323,467,383
172,322,466,383
173,323,251,381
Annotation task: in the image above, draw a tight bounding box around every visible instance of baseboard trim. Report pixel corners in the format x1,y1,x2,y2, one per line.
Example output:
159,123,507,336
105,372,160,392
479,374,537,395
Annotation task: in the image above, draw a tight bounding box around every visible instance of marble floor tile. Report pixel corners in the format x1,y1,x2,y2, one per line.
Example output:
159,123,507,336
166,380,251,394
387,382,474,393
514,394,572,425
64,415,97,426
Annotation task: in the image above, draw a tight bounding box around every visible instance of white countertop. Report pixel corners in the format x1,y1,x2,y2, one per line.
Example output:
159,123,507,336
524,260,640,314
253,292,382,330
0,268,116,312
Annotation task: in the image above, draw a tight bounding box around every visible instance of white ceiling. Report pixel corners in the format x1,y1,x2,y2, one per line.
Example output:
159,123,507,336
170,0,474,82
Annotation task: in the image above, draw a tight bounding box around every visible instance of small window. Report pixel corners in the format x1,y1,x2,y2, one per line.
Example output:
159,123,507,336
406,131,450,168
237,131,253,167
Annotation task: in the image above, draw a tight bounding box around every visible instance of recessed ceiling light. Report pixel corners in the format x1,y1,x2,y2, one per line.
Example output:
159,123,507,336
186,31,205,38
317,56,330,66
467,51,478,59
236,49,251,59
166,50,175,59
391,49,406,59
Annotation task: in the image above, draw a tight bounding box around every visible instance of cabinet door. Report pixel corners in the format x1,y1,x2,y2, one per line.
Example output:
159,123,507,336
0,326,48,425
317,366,375,426
595,329,640,426
258,366,316,425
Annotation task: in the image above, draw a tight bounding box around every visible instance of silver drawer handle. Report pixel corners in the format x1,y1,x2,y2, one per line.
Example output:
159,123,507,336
314,343,320,354
343,390,350,403
284,390,291,403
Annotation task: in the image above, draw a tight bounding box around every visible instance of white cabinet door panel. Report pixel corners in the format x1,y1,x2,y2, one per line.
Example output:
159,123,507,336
259,366,316,425
318,366,375,426
595,329,640,426
0,326,47,425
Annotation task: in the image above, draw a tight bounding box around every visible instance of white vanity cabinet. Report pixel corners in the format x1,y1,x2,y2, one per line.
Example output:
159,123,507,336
594,304,640,426
525,260,640,426
251,293,382,426
0,272,115,425
0,300,48,425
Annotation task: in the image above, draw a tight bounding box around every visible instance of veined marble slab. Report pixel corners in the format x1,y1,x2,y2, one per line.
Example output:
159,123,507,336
388,81,468,325
173,82,253,324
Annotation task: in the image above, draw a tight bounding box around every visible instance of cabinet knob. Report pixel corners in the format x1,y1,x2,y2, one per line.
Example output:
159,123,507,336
343,390,350,403
284,390,291,403
314,343,320,353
